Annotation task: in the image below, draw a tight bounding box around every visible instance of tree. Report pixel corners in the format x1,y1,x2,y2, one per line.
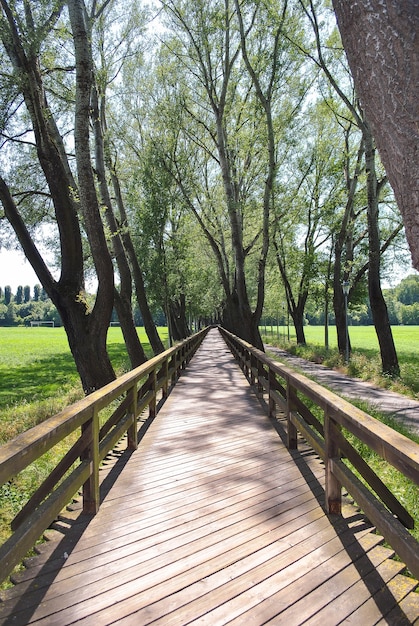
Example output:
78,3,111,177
233,0,289,346
332,1,419,272
273,101,341,345
91,73,147,368
154,1,264,348
15,285,23,304
90,4,165,356
395,275,419,306
154,0,309,349
135,138,222,342
0,0,115,392
298,0,401,375
4,285,11,305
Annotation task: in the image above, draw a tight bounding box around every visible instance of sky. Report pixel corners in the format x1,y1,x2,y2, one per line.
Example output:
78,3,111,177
0,249,41,292
0,248,101,294
0,245,415,295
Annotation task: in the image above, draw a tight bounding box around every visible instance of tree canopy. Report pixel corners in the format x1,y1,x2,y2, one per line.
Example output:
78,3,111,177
0,0,415,385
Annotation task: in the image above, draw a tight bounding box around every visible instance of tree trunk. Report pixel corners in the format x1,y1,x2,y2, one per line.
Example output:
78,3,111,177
290,305,306,346
222,289,263,350
217,116,263,349
67,0,116,387
92,89,147,368
110,172,165,355
332,0,419,270
62,302,115,394
364,126,400,377
169,295,190,341
113,289,147,368
332,134,364,358
333,271,350,358
273,240,308,346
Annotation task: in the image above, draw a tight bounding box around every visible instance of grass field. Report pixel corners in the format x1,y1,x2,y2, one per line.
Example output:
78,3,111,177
261,323,419,353
1,324,419,416
261,324,419,399
0,326,168,443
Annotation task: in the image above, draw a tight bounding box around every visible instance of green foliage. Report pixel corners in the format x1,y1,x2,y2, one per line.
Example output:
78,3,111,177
0,284,60,326
395,274,419,304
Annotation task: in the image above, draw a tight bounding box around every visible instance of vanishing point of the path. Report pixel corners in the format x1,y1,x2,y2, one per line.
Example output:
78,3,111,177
1,329,418,624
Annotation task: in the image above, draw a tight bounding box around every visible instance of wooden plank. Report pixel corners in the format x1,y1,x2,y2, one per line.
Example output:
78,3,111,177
221,328,419,484
278,547,403,625
336,573,418,625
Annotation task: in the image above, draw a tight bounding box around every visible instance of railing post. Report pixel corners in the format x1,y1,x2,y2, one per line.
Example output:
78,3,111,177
149,369,157,419
244,347,249,379
162,358,169,399
82,406,100,514
127,383,138,451
286,379,298,450
170,352,177,385
250,353,256,387
324,406,342,516
175,350,181,380
268,368,276,419
257,361,264,398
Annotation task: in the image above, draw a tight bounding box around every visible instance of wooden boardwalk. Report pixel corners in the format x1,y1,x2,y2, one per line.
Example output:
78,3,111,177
1,329,418,625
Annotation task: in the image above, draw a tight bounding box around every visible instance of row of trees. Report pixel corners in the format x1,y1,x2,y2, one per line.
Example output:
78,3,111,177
0,0,417,391
0,285,49,305
4,274,419,329
306,275,419,327
0,284,54,325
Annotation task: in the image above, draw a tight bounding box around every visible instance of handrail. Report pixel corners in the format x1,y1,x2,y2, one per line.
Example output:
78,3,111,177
0,327,209,584
219,326,419,580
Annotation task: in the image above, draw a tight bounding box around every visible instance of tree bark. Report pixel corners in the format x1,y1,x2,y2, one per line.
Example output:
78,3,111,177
222,289,262,349
332,0,419,270
333,132,364,358
215,113,263,350
169,295,190,341
273,234,308,346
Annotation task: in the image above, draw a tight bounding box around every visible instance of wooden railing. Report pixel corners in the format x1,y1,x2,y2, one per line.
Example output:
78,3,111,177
0,327,209,585
219,327,419,580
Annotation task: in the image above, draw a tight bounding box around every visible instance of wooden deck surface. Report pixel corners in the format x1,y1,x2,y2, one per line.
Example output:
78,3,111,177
1,328,418,625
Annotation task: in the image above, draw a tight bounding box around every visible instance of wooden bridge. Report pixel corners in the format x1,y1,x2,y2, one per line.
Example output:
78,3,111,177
0,328,419,624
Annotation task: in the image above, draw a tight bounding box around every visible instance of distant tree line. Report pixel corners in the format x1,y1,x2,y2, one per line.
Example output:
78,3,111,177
0,284,166,328
0,285,60,327
263,274,419,328
3,276,419,329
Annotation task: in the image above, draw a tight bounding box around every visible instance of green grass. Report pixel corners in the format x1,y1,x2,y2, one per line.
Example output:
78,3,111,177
0,326,168,443
0,325,169,566
261,324,419,399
